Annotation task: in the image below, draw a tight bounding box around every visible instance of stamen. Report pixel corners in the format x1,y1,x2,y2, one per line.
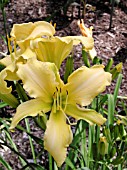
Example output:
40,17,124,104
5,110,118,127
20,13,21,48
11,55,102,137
14,39,17,57
52,92,56,113
7,35,14,61
64,90,69,111
59,88,62,109
61,109,77,126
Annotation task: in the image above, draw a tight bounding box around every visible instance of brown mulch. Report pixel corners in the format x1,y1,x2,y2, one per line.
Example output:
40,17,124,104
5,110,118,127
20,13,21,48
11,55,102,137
0,0,127,169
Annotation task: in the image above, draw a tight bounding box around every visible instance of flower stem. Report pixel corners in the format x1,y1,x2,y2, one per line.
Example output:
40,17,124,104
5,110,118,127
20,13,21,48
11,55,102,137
25,118,37,164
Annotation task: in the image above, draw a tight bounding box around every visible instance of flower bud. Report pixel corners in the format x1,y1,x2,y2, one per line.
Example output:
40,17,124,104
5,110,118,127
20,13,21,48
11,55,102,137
98,136,108,156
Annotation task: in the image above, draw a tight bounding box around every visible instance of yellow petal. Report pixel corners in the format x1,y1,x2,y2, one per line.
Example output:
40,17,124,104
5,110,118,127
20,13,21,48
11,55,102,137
0,56,12,67
61,36,94,51
88,47,97,60
63,65,111,106
10,21,55,43
17,58,60,101
31,36,73,69
66,104,106,126
44,110,73,167
9,98,51,130
0,70,12,94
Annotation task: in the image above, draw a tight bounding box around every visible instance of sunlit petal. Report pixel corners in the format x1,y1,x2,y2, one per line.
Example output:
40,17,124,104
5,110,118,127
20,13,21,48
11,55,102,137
17,58,60,101
9,98,51,130
44,110,73,167
63,65,111,106
66,104,106,126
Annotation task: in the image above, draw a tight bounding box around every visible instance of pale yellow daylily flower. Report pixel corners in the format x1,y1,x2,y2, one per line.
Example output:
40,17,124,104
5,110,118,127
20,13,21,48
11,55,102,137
10,21,55,44
10,58,111,166
30,35,94,69
78,19,97,59
0,21,55,94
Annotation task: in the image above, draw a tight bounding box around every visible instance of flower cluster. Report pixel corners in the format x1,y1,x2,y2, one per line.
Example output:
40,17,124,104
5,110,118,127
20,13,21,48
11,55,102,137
0,20,111,167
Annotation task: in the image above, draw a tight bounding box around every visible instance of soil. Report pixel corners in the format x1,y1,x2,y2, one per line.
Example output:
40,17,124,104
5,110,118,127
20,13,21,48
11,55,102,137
0,0,127,169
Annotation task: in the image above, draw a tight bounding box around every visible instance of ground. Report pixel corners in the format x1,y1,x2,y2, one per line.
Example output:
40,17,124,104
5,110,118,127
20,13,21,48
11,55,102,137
0,0,127,169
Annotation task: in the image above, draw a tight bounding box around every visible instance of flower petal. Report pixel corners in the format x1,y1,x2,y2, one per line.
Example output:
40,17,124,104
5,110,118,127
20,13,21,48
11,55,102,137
9,98,51,130
0,56,12,67
44,110,73,167
66,104,106,126
31,36,73,69
0,70,12,94
17,58,61,101
61,36,94,51
64,65,111,106
10,21,55,43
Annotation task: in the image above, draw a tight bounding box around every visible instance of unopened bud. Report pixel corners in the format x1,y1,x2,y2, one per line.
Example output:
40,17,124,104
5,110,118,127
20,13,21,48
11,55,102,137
98,136,108,156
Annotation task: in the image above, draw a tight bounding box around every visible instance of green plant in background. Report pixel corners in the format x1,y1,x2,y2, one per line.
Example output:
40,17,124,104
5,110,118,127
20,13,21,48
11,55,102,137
0,9,127,170
0,0,9,51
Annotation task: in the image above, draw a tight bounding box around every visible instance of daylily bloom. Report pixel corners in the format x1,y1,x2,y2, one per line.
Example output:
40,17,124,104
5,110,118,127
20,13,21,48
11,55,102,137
78,19,97,59
0,21,56,94
9,58,111,166
30,35,94,69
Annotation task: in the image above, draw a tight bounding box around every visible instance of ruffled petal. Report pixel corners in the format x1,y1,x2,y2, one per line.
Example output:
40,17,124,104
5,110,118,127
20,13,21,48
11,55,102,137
17,58,60,101
0,70,12,94
10,21,55,43
63,65,111,106
66,104,106,126
44,110,73,167
9,98,51,130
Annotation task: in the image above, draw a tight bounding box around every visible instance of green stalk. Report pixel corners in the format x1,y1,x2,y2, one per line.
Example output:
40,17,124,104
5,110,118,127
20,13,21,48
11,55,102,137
49,153,53,170
1,4,9,53
108,94,114,126
16,82,37,164
0,141,35,170
113,74,122,107
25,118,37,164
3,129,26,167
80,120,87,167
87,125,93,168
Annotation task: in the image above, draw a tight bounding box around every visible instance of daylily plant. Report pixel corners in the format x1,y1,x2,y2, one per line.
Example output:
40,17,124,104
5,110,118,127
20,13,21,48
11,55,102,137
0,20,94,95
9,58,111,166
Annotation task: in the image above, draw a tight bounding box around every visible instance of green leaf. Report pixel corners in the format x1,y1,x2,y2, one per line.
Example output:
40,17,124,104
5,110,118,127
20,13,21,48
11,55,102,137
65,157,76,170
0,63,6,71
0,101,8,108
21,163,45,170
0,155,12,170
82,50,90,67
0,92,19,108
108,94,115,126
104,58,113,72
64,56,73,83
